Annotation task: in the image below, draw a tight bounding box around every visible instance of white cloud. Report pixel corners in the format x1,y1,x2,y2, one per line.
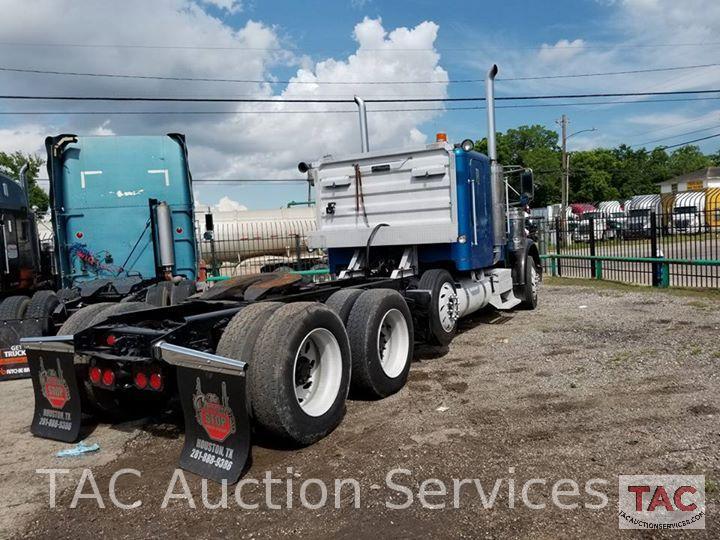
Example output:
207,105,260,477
0,5,447,200
216,196,248,212
538,39,586,62
0,124,46,157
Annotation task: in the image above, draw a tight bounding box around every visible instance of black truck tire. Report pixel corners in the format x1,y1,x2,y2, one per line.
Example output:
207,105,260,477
170,280,196,305
516,257,539,310
216,301,284,361
89,301,150,326
58,303,115,336
324,288,363,324
346,289,414,399
24,291,60,336
145,282,173,307
418,269,458,346
0,295,30,322
247,302,351,445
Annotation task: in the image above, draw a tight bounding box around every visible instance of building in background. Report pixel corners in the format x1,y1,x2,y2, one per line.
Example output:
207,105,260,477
657,167,720,194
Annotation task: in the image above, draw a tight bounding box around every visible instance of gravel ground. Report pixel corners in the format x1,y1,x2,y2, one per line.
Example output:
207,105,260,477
4,278,719,539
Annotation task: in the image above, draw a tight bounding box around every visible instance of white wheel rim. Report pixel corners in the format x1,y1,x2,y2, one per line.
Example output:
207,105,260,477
377,308,410,378
293,328,342,417
438,282,458,332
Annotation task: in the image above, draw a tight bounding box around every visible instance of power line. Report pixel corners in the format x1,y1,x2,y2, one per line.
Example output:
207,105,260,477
2,88,720,103
3,96,720,117
500,63,720,81
2,40,720,52
661,132,720,149
631,125,720,147
626,114,720,139
2,62,719,85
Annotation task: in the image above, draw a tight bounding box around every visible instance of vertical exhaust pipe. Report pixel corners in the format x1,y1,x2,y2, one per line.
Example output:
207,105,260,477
354,96,370,153
485,64,506,257
485,64,499,163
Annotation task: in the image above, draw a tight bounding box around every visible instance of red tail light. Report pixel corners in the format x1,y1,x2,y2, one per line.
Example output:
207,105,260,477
89,366,102,384
134,371,148,389
106,334,117,346
102,369,115,386
149,372,163,390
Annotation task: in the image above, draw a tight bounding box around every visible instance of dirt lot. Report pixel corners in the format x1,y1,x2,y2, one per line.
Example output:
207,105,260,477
3,279,719,539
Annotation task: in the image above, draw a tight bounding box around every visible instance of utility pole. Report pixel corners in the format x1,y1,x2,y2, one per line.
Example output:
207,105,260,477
559,114,568,224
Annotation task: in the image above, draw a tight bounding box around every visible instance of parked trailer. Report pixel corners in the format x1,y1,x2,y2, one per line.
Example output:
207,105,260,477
624,194,661,239
0,135,199,379
671,191,706,234
23,65,541,483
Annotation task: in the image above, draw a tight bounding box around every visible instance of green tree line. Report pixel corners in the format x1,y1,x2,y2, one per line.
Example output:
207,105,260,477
475,125,720,207
0,151,48,212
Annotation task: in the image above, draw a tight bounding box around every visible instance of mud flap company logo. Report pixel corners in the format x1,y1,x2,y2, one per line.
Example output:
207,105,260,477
618,475,705,530
38,358,70,409
192,378,236,443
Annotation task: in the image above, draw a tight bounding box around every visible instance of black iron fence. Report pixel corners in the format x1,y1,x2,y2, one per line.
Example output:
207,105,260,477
534,210,720,288
196,219,327,278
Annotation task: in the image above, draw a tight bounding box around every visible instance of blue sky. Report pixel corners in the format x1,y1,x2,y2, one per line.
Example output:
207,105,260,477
1,0,719,209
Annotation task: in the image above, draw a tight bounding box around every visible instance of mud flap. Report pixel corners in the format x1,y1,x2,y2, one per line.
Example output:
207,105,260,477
21,336,82,443
157,342,250,484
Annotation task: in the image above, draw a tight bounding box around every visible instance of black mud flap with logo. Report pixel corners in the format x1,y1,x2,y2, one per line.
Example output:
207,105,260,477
157,342,250,484
21,336,82,443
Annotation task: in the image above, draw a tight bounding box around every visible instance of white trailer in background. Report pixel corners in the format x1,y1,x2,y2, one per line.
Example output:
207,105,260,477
671,191,706,234
624,194,661,239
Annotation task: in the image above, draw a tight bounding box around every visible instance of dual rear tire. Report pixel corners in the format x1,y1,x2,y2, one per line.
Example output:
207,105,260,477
217,289,415,446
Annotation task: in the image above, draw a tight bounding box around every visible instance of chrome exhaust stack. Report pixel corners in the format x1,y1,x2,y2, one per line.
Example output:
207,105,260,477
354,96,370,153
486,64,506,258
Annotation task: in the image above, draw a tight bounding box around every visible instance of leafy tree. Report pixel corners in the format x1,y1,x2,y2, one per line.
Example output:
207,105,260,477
667,145,712,177
475,125,562,206
0,151,48,212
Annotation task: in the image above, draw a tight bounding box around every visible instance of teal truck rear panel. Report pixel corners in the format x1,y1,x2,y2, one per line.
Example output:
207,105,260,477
46,134,197,289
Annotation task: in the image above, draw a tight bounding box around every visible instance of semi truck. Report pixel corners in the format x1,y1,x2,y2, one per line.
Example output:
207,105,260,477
0,168,54,378
23,65,541,483
0,135,198,377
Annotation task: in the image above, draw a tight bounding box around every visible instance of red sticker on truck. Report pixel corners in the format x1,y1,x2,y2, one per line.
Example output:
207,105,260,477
38,358,71,409
193,378,236,443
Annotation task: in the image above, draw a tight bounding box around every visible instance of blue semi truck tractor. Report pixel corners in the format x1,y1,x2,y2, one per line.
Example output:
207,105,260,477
23,65,540,483
0,134,198,368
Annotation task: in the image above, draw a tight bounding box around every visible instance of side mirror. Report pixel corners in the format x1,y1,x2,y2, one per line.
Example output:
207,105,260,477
204,212,214,232
520,169,534,201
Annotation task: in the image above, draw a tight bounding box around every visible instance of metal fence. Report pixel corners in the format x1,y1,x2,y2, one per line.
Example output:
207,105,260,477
196,218,327,278
535,210,720,288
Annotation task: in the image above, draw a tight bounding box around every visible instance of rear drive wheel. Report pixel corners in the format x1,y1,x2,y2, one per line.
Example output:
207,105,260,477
216,302,284,362
247,302,351,445
89,301,150,326
346,289,414,398
0,295,30,322
324,288,363,324
418,269,458,346
24,291,60,336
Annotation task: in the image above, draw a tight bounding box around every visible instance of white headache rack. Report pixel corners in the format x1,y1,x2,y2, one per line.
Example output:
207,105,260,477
308,144,459,249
